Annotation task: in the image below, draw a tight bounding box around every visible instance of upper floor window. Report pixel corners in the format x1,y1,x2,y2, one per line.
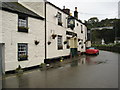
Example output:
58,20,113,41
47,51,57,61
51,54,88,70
81,25,83,33
57,35,63,50
57,12,62,26
18,43,28,61
18,15,28,33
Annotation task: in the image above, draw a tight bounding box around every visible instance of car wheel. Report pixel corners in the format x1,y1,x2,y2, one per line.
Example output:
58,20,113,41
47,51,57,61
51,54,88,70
96,52,99,55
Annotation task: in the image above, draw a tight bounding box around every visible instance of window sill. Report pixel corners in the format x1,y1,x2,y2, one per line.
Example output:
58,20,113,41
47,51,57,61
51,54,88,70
18,27,29,33
58,46,63,50
18,58,28,61
58,22,63,26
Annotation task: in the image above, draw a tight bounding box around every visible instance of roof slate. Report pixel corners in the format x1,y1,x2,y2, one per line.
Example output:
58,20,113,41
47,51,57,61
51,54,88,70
0,2,44,20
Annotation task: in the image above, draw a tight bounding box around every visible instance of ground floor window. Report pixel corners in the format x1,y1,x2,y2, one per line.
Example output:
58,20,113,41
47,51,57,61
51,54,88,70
18,43,28,61
57,35,63,50
66,37,70,49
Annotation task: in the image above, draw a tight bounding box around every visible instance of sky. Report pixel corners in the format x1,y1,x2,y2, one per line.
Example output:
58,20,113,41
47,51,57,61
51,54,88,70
48,0,119,22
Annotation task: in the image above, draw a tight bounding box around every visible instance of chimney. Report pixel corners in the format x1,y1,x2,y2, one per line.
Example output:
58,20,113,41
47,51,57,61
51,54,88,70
74,7,78,19
63,6,70,15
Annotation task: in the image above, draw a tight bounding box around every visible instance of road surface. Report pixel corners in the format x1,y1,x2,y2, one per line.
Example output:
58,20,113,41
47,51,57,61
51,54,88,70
3,50,118,88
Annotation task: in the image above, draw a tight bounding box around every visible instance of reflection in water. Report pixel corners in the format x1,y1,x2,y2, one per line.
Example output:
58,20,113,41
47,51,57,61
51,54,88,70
80,56,86,65
71,60,78,67
70,56,79,67
0,77,2,89
86,56,91,64
16,74,29,88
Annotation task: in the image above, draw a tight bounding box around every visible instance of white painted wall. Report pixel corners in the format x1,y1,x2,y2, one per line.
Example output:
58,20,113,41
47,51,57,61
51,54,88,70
46,4,70,59
74,20,87,52
46,3,87,59
2,10,45,71
0,10,2,43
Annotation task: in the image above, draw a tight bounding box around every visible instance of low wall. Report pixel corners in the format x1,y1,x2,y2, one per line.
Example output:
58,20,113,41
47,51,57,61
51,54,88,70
94,46,120,53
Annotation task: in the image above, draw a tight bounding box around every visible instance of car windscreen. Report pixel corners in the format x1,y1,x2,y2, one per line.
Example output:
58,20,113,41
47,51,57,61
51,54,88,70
88,47,96,49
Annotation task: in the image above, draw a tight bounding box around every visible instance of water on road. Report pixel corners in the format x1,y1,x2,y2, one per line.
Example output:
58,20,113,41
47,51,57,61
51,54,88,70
3,50,118,88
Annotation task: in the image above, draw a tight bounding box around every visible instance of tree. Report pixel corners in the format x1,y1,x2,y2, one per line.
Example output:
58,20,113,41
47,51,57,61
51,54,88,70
114,19,120,38
85,17,99,29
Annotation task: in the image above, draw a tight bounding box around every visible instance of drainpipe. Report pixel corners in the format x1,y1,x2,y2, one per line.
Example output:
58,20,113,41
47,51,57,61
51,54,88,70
45,1,47,61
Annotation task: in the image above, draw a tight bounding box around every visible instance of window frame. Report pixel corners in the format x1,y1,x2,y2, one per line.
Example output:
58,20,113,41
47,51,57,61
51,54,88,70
57,12,62,26
18,43,28,61
66,37,70,49
18,15,28,33
57,35,63,50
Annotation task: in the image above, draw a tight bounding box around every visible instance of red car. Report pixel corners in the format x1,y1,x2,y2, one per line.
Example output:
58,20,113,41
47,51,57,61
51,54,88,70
86,47,99,55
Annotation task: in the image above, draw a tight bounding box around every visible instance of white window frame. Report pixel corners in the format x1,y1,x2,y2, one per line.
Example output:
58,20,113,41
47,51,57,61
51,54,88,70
18,43,28,61
57,35,63,50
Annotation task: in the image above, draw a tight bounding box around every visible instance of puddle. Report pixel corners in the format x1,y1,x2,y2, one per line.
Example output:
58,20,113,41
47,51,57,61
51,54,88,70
39,55,109,71
94,60,108,64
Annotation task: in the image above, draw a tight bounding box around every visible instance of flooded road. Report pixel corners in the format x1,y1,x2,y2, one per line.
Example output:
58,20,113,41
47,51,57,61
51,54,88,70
3,50,118,88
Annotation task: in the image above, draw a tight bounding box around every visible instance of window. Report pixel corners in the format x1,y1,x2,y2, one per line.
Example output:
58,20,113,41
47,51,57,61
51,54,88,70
57,35,63,50
77,23,79,26
66,37,70,49
81,40,84,48
18,15,28,33
18,43,28,61
81,25,83,33
58,12,62,26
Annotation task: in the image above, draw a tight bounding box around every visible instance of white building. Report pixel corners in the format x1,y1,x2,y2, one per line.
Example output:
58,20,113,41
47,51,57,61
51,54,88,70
0,2,45,72
45,2,87,62
20,1,87,62
0,1,87,72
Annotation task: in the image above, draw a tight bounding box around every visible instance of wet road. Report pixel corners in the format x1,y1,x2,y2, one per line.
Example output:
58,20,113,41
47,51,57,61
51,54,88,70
3,50,118,88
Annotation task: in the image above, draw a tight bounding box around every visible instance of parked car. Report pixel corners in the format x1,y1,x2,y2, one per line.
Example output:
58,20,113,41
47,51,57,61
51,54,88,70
86,47,99,55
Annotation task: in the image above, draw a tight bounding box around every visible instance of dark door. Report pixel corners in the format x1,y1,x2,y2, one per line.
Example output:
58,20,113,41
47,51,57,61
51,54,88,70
0,43,5,89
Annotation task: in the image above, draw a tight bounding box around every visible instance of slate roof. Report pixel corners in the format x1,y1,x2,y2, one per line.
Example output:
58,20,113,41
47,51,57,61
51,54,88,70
0,2,44,20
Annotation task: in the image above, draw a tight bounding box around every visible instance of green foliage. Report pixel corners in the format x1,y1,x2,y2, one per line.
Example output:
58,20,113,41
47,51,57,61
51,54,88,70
85,17,118,44
114,43,120,46
114,19,120,37
92,43,120,47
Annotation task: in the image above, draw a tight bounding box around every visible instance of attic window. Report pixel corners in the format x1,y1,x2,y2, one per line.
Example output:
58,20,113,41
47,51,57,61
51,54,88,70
18,15,28,33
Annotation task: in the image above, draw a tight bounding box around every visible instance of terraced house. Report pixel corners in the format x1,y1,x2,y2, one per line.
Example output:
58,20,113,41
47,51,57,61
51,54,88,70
0,1,87,73
0,2,45,72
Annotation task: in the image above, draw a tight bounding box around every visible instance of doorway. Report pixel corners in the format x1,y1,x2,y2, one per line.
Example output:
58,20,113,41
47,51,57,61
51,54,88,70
0,43,5,89
70,38,78,57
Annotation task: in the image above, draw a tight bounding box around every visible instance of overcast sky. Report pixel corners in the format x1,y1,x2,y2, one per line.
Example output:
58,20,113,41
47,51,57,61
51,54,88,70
48,0,119,21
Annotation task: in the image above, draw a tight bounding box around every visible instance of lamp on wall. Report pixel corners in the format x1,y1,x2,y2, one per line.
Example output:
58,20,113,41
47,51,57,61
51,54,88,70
54,13,59,18
51,34,57,39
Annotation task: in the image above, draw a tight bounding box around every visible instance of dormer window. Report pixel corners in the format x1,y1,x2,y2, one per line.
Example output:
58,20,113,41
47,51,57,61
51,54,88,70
58,12,62,26
18,15,28,33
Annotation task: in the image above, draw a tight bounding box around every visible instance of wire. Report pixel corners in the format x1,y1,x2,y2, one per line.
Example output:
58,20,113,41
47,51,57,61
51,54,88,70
70,9,118,16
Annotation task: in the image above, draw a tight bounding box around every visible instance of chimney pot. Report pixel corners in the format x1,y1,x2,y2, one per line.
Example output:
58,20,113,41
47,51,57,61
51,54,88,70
63,6,65,9
75,7,77,11
74,7,78,19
